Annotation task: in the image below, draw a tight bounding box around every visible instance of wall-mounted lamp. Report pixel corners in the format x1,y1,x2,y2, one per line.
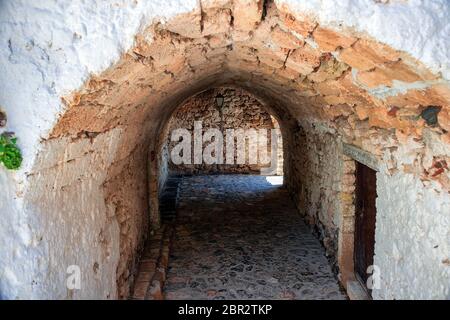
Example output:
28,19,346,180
215,94,224,109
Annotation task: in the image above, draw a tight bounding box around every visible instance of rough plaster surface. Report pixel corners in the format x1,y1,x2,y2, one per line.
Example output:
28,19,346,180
277,0,450,80
0,0,196,299
24,129,123,299
0,0,449,300
374,168,450,299
0,0,197,172
1,128,123,299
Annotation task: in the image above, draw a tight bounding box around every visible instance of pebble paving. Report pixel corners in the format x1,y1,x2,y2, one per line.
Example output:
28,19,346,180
164,175,347,300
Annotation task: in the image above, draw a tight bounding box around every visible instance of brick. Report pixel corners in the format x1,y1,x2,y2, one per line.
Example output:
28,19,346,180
341,215,355,233
280,12,316,38
313,27,357,52
271,25,303,49
386,86,449,108
339,39,400,71
312,80,338,96
340,192,354,203
203,8,232,36
355,61,422,88
231,44,259,62
274,67,299,80
233,0,263,31
343,160,356,173
367,107,414,130
343,173,356,185
232,29,253,42
441,132,450,145
430,83,450,103
208,34,232,48
285,44,322,75
354,105,370,120
323,95,347,106
201,0,232,9
258,51,285,69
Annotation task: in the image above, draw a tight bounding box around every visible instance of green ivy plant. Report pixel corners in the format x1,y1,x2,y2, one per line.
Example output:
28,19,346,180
0,133,22,170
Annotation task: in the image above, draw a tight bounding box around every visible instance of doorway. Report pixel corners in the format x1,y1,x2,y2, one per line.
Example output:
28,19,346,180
354,161,377,297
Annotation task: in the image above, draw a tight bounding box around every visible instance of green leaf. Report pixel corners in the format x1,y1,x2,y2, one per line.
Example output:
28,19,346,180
0,133,22,170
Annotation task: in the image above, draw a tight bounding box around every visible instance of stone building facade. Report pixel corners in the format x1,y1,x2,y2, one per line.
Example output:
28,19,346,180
0,0,449,300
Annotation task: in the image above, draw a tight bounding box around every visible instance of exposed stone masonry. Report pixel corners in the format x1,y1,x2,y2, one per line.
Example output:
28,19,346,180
165,87,282,174
131,223,174,300
18,1,450,299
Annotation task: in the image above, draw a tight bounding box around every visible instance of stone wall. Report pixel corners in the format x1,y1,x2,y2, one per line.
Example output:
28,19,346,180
0,0,449,300
286,116,450,299
287,120,343,271
165,87,282,175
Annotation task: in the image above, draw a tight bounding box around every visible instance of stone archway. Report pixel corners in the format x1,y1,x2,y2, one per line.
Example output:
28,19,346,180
152,86,285,223
1,0,448,300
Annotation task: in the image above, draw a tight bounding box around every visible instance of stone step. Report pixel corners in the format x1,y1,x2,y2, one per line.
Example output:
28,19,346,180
130,223,174,300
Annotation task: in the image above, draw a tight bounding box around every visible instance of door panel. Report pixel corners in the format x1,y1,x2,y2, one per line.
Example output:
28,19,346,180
354,161,377,296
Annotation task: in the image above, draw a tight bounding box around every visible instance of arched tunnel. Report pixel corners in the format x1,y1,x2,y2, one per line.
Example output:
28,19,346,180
0,0,449,300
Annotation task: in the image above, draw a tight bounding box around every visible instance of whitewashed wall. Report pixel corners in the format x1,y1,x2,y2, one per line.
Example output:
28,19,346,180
0,0,197,299
374,157,450,299
0,0,449,299
368,124,450,299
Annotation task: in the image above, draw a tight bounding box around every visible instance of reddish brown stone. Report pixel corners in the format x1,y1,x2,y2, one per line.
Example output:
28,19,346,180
354,105,370,120
386,86,449,108
355,61,423,88
203,8,232,36
286,44,322,75
339,39,400,71
313,27,357,52
271,25,303,49
438,108,450,131
280,12,317,38
233,0,263,31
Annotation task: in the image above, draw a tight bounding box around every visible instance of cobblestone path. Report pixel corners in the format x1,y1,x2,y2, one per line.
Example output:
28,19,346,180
164,175,346,300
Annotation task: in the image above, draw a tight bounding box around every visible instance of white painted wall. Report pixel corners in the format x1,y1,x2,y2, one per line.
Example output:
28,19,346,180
371,130,450,299
374,170,450,299
0,0,449,299
0,0,196,299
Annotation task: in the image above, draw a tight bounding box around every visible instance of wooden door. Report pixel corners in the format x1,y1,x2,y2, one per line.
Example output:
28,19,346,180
354,161,377,295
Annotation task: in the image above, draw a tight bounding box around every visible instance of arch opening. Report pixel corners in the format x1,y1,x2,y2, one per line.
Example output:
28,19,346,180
155,86,284,189
11,1,450,300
